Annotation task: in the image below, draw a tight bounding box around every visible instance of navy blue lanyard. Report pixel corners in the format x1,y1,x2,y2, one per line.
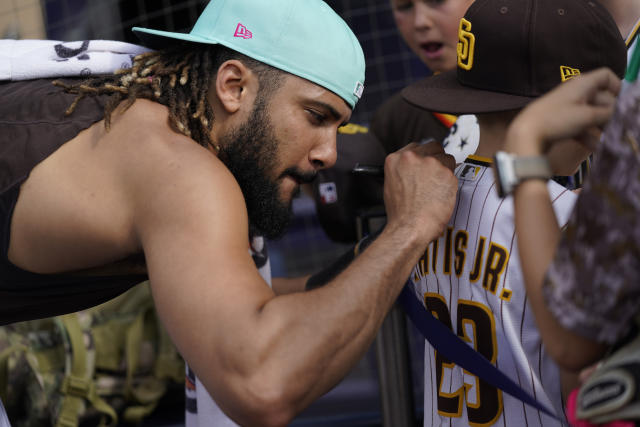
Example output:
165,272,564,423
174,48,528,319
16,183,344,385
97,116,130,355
397,282,561,421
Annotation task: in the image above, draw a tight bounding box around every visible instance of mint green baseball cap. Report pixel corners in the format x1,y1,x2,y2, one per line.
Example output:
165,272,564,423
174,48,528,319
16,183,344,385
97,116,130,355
132,0,365,108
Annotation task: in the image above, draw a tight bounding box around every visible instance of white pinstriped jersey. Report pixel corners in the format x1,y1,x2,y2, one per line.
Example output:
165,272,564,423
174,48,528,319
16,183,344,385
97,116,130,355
409,156,576,427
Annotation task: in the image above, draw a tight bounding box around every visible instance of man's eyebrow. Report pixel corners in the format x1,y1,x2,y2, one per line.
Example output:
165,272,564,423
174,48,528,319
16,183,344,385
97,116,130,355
309,100,350,126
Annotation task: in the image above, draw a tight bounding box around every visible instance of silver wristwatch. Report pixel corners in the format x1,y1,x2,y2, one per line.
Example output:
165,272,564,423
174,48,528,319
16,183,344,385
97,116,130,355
493,151,552,198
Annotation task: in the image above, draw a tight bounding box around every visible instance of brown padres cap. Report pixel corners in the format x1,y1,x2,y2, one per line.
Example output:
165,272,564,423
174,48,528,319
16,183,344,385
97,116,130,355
402,0,627,114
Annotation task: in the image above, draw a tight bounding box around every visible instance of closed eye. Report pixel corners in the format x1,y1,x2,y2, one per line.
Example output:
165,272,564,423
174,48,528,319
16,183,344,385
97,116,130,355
304,100,350,127
306,109,327,125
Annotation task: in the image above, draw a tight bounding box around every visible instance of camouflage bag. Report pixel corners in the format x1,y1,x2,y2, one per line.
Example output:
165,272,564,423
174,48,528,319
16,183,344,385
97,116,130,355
0,282,184,427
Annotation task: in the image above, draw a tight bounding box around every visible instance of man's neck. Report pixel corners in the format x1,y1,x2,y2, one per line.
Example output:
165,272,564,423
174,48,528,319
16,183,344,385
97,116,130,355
600,0,640,39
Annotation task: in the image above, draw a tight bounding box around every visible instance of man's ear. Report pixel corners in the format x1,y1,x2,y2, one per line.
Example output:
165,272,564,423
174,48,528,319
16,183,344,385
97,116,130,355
214,59,259,114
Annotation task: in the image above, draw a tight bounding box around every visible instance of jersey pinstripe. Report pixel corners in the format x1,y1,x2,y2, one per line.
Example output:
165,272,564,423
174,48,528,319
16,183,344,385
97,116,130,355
410,156,576,427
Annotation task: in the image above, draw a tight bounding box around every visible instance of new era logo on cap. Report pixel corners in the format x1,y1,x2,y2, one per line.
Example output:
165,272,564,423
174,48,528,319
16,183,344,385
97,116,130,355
353,81,364,99
560,66,581,82
234,23,252,39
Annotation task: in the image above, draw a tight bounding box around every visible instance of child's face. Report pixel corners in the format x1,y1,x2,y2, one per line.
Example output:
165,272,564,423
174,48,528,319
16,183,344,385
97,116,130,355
391,0,474,73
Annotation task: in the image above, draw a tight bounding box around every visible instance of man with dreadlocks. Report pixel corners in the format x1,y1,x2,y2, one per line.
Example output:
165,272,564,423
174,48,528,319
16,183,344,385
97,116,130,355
0,0,459,425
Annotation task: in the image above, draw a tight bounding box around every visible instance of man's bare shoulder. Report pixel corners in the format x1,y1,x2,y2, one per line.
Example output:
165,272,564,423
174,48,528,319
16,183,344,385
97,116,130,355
9,97,247,274
101,99,250,238
103,99,232,186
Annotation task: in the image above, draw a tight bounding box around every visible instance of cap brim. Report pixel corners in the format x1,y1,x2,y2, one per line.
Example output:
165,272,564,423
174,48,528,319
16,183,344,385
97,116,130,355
401,70,537,115
132,27,220,50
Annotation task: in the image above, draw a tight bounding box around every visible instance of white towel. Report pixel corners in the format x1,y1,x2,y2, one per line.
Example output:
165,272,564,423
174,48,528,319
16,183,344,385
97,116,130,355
0,39,152,81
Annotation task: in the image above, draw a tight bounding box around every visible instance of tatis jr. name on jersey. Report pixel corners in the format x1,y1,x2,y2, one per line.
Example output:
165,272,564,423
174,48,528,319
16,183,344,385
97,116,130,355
412,226,513,302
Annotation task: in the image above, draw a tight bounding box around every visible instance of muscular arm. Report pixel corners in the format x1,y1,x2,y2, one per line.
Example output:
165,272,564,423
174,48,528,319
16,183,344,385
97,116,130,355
130,137,457,425
506,68,620,371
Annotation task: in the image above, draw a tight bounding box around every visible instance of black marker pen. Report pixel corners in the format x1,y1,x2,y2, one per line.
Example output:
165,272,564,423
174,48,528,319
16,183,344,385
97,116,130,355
352,163,384,177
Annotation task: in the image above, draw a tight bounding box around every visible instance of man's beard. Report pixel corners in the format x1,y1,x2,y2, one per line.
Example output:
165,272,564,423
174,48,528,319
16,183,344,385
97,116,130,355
217,97,314,239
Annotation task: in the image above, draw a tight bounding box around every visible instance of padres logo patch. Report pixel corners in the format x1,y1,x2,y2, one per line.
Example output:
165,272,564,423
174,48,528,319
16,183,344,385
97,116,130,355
457,18,475,70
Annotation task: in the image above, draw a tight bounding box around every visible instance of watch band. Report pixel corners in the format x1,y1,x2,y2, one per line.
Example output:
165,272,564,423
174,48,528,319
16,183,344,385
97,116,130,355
513,156,552,181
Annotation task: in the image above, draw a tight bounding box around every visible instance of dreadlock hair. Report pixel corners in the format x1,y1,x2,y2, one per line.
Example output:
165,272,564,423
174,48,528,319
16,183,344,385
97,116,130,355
53,43,285,151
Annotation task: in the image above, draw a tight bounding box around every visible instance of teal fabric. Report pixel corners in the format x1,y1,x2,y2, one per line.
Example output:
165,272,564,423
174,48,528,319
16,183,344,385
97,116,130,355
133,0,365,108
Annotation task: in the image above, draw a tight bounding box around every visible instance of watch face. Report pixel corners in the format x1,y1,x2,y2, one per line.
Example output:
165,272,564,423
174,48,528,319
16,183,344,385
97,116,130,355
493,163,508,198
493,164,506,197
493,151,515,198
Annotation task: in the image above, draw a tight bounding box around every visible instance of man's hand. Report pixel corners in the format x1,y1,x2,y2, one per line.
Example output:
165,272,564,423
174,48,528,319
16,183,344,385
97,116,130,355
382,140,457,244
505,67,621,156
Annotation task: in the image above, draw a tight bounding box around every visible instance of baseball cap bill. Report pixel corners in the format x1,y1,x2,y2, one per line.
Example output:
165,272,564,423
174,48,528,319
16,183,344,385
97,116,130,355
402,0,627,115
132,0,365,109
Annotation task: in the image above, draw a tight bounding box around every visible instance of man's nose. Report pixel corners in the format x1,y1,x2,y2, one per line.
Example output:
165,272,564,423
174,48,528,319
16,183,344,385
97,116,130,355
309,134,337,170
